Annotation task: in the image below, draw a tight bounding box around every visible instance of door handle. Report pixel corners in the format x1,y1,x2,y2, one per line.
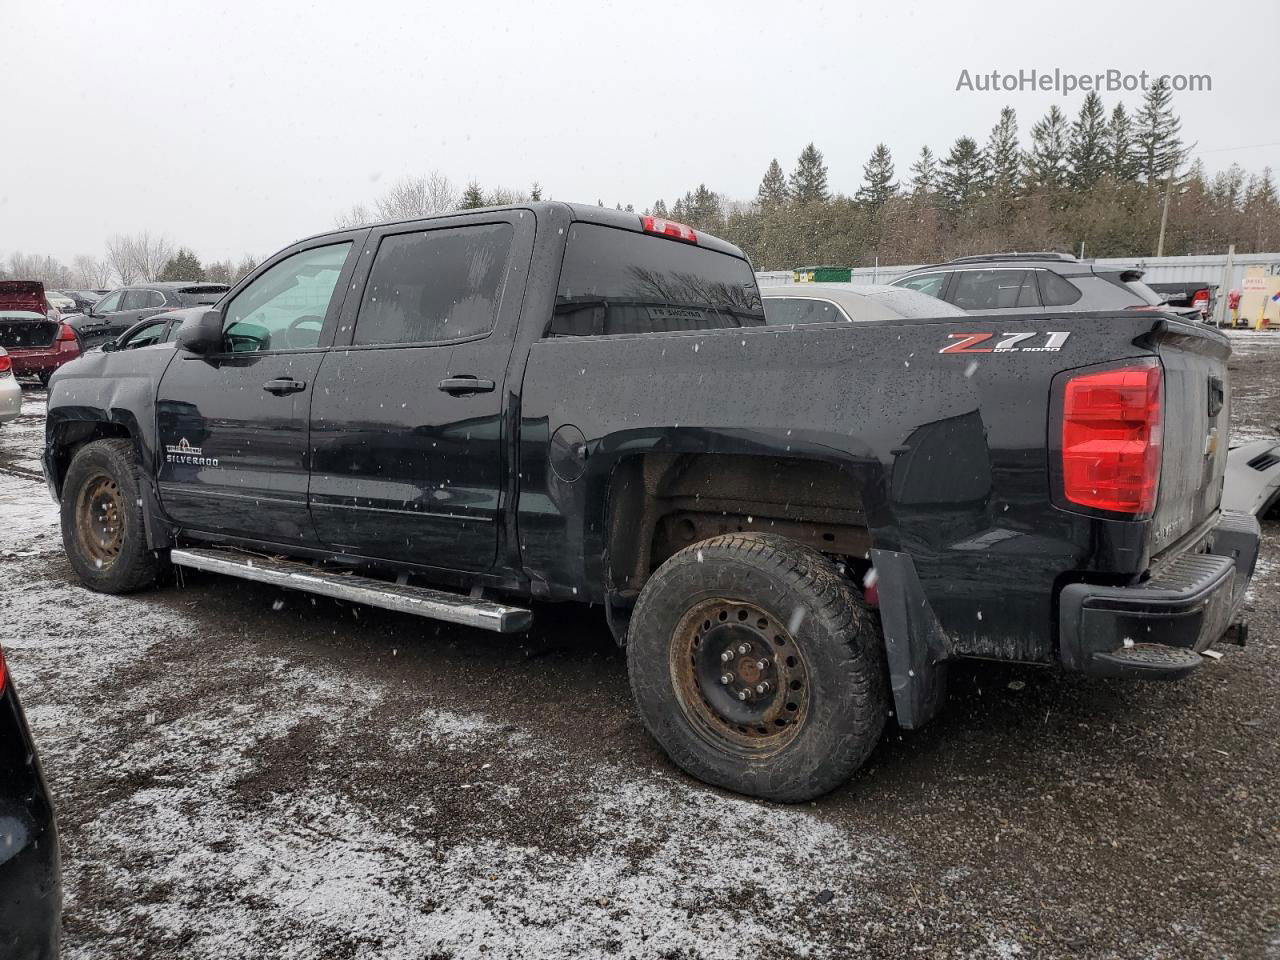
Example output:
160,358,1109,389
263,377,307,395
438,376,495,395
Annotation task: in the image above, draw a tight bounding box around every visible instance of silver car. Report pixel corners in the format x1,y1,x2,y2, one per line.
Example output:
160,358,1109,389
0,346,22,424
761,282,968,324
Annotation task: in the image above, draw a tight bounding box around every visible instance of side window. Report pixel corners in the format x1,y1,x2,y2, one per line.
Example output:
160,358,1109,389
121,289,151,310
764,298,848,325
353,224,514,346
94,290,123,313
223,243,351,353
164,317,185,341
1039,271,1083,306
950,270,1039,310
120,322,164,349
896,272,947,298
146,290,166,308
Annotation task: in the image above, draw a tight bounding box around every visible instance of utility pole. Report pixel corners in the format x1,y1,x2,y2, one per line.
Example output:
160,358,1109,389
1156,173,1173,257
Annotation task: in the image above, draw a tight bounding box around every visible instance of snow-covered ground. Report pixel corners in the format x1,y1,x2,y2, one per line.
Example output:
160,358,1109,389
3,361,1280,958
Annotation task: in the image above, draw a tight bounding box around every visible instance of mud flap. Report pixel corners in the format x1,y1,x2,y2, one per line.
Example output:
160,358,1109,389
1223,440,1280,517
870,548,950,730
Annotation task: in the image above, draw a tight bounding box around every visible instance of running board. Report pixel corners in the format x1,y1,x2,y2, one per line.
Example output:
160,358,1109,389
170,547,532,633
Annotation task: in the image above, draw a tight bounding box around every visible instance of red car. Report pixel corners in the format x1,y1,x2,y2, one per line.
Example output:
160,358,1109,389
0,281,80,384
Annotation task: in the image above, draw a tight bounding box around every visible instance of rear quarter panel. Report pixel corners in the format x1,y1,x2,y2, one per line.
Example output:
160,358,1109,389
518,313,1171,663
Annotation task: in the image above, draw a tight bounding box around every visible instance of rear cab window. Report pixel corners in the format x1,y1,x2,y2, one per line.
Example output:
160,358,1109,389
549,223,763,337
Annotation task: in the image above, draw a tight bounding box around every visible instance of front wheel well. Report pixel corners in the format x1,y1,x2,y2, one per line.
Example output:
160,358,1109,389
48,421,135,498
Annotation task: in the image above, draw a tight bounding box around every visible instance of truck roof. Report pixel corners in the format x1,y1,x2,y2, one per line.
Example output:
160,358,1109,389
294,200,751,262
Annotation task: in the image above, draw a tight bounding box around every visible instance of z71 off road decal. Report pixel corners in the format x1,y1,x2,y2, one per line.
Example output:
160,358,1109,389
939,331,1070,354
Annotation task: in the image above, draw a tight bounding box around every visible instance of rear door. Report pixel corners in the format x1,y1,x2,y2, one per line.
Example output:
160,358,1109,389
156,237,361,544
308,212,532,571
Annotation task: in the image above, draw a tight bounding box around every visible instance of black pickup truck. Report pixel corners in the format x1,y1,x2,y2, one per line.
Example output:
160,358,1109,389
43,203,1260,802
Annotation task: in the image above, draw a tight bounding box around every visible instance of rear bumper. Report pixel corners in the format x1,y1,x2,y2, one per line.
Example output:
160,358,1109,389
8,348,77,377
0,377,20,422
1059,511,1259,679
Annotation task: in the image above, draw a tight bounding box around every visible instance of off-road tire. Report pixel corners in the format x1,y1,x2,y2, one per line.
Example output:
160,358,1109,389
61,438,166,593
627,533,888,802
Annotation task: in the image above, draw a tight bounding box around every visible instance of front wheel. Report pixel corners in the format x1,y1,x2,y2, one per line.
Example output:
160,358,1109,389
60,438,166,593
626,533,888,802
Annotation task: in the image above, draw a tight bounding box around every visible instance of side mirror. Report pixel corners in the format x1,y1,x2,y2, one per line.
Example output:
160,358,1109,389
101,339,118,353
176,309,224,355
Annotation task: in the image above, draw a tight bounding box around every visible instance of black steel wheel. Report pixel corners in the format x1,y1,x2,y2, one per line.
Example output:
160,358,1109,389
628,533,888,802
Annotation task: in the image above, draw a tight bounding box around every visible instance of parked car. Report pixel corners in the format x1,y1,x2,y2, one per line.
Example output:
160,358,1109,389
0,637,62,960
1147,281,1218,323
56,290,103,314
762,283,968,323
0,347,22,425
43,203,1257,802
43,290,75,317
105,309,194,352
890,252,1202,320
69,282,229,349
0,282,81,384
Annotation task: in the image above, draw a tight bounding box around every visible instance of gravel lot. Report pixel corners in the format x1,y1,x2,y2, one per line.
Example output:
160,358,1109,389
2,334,1279,959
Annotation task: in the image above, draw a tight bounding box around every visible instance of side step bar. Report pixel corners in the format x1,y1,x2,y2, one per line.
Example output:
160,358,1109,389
170,547,532,633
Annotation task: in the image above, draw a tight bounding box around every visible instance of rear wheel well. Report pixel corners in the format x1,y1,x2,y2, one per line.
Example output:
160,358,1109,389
605,452,871,599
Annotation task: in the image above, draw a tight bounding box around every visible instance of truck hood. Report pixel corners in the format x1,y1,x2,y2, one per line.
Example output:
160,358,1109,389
0,281,47,313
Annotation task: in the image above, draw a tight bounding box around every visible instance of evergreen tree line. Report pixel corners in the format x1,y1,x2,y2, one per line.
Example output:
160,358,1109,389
647,82,1279,270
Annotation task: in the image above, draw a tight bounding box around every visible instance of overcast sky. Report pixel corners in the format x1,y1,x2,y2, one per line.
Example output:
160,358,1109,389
6,0,1279,268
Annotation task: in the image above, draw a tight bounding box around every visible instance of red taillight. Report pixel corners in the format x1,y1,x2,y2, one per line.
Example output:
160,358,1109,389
1061,360,1163,516
57,323,77,341
0,354,10,375
641,215,697,244
1192,288,1210,308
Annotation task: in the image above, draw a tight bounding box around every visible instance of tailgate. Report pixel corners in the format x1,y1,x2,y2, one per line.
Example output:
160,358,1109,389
1150,321,1231,554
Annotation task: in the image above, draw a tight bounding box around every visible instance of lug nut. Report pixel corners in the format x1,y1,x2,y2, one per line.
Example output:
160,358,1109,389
737,689,749,701
720,673,733,685
737,643,752,655
757,658,769,671
720,650,733,663
756,682,771,695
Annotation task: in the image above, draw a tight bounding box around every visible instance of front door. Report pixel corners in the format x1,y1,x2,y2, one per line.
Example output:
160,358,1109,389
308,216,527,571
156,239,360,544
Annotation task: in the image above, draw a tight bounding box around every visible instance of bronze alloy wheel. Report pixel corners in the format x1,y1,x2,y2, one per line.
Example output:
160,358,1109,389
669,598,811,753
74,473,125,568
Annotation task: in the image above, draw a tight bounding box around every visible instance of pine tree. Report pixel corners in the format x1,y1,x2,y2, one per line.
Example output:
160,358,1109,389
651,199,669,218
158,247,204,281
1068,92,1108,190
1211,163,1247,209
1244,167,1278,209
788,143,829,203
756,159,788,208
529,181,543,201
1025,105,1070,191
855,143,897,209
1106,104,1137,181
909,146,939,195
1133,78,1183,185
940,136,985,211
984,106,1021,199
460,182,485,208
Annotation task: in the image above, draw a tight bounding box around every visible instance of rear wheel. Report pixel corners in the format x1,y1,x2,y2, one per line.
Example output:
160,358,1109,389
627,533,888,802
61,438,166,593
